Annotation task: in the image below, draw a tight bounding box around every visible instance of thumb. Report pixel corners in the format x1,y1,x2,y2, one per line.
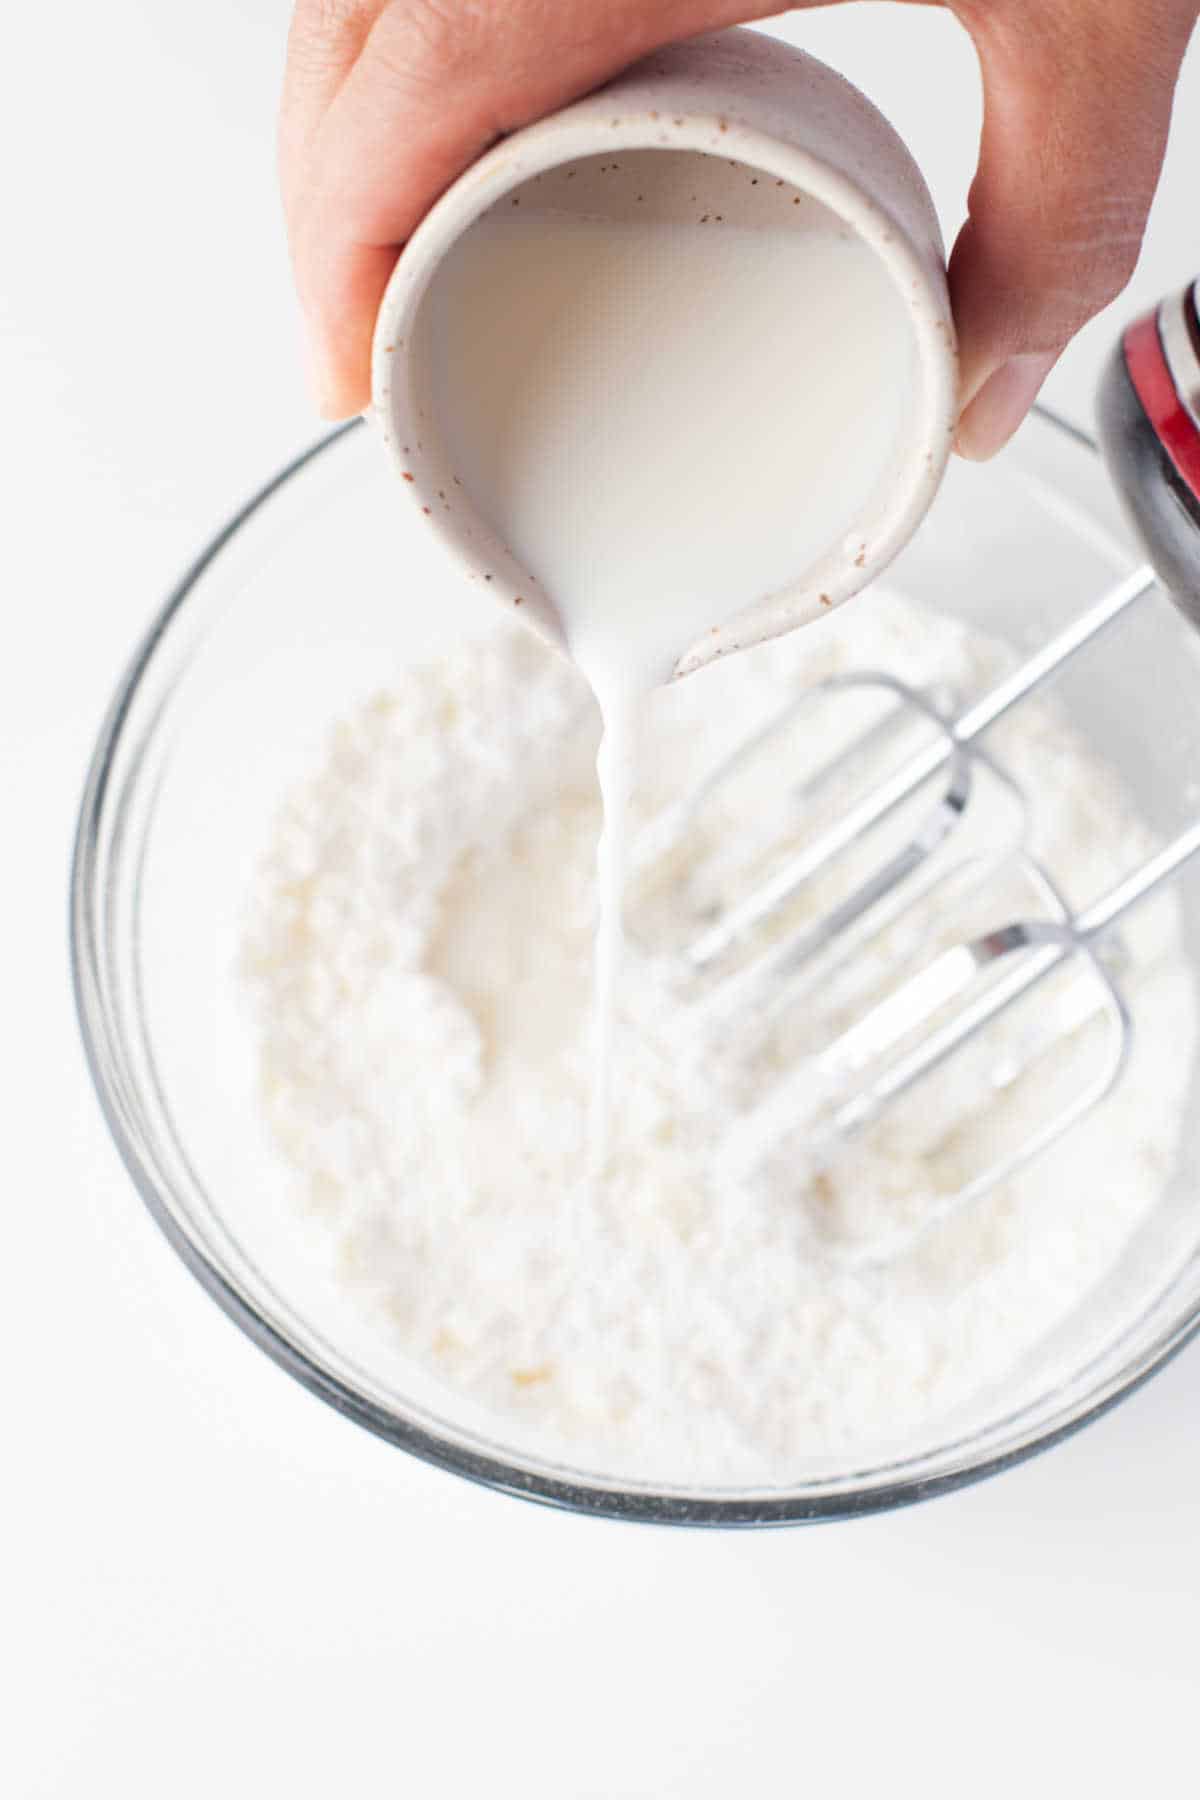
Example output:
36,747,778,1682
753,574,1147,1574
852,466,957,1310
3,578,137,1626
951,0,1195,459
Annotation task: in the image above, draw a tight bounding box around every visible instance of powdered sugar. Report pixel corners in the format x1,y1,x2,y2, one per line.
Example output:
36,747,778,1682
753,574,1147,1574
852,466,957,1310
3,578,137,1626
242,593,1196,1484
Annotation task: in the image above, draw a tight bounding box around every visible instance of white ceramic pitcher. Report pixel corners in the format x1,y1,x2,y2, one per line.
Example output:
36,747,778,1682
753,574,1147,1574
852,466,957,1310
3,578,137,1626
371,27,958,678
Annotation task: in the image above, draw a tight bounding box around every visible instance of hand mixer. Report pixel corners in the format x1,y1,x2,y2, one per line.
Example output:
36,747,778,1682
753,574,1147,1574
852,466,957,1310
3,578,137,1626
639,281,1200,1265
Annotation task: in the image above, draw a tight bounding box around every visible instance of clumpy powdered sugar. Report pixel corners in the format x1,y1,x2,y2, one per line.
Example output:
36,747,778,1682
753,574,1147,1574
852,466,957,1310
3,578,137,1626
242,592,1197,1484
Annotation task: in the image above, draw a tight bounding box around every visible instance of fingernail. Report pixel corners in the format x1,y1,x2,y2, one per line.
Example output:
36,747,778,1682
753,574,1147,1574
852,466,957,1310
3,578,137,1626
302,328,341,421
955,352,1057,461
309,366,342,421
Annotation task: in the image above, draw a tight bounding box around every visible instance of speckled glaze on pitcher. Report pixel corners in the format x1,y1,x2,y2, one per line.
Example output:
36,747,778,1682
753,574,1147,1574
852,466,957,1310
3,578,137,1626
371,27,958,678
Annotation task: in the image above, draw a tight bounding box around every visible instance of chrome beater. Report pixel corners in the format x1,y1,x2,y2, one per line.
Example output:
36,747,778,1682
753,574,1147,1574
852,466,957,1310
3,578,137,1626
638,281,1200,1263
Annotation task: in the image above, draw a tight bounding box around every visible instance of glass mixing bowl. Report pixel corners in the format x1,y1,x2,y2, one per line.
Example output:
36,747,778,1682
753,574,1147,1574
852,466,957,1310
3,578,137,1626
73,410,1200,1525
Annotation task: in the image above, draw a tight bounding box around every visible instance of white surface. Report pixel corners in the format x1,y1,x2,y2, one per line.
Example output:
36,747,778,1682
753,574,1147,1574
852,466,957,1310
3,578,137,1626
3,3,1200,1793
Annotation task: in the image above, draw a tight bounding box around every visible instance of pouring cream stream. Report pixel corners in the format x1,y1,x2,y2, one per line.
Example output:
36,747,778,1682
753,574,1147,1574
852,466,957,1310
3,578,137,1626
425,200,909,1163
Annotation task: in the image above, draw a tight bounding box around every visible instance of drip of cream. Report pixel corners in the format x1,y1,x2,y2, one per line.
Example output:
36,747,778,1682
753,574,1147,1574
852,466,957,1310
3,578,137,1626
425,189,908,1167
588,674,637,1173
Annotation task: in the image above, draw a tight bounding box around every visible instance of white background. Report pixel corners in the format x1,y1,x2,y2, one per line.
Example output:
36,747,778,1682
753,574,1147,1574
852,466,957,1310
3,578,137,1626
4,4,1200,1793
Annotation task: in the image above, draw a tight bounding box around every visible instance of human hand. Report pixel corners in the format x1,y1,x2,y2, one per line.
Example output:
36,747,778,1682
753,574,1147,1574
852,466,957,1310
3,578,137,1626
280,0,1199,457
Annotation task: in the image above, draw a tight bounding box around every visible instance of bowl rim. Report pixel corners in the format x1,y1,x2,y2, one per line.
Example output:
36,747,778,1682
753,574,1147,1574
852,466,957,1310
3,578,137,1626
70,409,1200,1527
